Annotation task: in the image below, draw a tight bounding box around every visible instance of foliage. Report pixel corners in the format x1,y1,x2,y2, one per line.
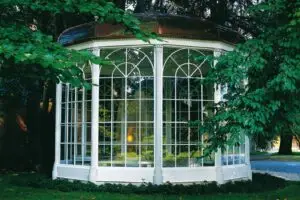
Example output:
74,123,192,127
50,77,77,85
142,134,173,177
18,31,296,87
117,0,257,36
1,185,300,200
198,0,300,153
6,172,286,195
0,0,157,173
252,133,277,150
0,0,156,88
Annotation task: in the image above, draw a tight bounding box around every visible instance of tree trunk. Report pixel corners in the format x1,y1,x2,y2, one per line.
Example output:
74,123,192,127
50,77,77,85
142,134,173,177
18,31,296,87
278,134,293,155
26,89,43,169
40,81,55,176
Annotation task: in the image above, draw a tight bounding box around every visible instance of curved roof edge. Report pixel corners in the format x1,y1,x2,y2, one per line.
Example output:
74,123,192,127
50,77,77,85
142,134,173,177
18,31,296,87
58,14,244,46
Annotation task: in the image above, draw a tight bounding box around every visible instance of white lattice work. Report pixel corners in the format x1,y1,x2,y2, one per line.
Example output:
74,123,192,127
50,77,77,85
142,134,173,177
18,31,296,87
163,47,214,168
53,38,251,184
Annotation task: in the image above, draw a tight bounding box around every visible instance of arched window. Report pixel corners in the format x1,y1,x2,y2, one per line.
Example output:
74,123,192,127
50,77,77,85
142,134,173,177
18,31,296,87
163,48,214,167
98,47,154,167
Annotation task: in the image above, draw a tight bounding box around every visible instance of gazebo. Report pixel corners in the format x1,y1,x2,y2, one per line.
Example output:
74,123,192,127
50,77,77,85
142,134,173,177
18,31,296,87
52,15,251,184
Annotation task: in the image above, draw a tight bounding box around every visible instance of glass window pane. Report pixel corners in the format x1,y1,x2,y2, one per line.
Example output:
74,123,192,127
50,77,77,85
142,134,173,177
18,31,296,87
127,100,141,122
99,78,112,99
85,124,92,143
141,123,154,145
176,145,189,167
112,123,125,145
127,145,139,167
163,145,175,167
176,123,189,145
141,145,154,167
84,145,91,166
99,123,111,145
163,100,174,122
60,144,66,164
112,145,125,167
112,78,125,99
127,123,140,145
99,100,111,122
163,78,175,99
190,145,203,167
68,144,73,165
112,100,125,122
163,123,175,145
61,125,66,143
75,145,82,165
99,145,111,166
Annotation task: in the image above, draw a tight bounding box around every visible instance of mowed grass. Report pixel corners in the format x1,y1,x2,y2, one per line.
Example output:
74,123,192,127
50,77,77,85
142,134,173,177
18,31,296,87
251,151,300,161
1,175,300,200
270,152,300,162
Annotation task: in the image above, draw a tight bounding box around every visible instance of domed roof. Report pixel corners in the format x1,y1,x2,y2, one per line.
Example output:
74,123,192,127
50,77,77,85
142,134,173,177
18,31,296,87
58,14,244,46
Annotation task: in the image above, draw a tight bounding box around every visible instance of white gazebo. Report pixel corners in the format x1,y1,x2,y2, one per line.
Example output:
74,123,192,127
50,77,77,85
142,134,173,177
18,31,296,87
52,15,251,184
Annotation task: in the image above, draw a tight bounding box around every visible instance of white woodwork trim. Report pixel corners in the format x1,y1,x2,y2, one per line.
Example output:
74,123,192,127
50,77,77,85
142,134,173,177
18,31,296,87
213,50,224,184
52,83,62,179
245,135,252,180
89,48,100,182
68,38,234,51
153,45,164,184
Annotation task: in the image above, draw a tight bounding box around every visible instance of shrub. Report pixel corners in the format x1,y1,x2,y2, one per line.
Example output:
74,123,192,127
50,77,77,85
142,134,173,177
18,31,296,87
8,172,287,195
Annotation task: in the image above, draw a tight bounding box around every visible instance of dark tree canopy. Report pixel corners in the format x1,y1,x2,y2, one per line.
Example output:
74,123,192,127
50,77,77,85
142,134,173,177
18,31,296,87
0,0,156,88
113,0,258,36
0,0,156,172
199,0,300,154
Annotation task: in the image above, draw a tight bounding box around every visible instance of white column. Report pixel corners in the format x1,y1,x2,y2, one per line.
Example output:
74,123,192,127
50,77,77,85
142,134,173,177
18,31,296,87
153,45,163,185
214,82,224,184
213,50,224,184
245,135,252,180
89,48,100,183
52,83,62,179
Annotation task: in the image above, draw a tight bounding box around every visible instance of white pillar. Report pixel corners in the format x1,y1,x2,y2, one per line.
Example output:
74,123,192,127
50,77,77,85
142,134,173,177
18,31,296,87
153,45,163,185
213,50,224,184
214,82,224,184
52,83,62,179
89,48,100,183
245,135,252,180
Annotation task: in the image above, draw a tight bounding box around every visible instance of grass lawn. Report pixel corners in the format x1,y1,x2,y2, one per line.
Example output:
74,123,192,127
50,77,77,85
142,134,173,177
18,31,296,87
251,151,300,161
250,151,270,156
1,174,300,200
270,152,300,162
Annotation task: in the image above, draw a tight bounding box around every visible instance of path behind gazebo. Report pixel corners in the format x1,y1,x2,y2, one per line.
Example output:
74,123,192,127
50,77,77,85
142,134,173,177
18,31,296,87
251,154,300,181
